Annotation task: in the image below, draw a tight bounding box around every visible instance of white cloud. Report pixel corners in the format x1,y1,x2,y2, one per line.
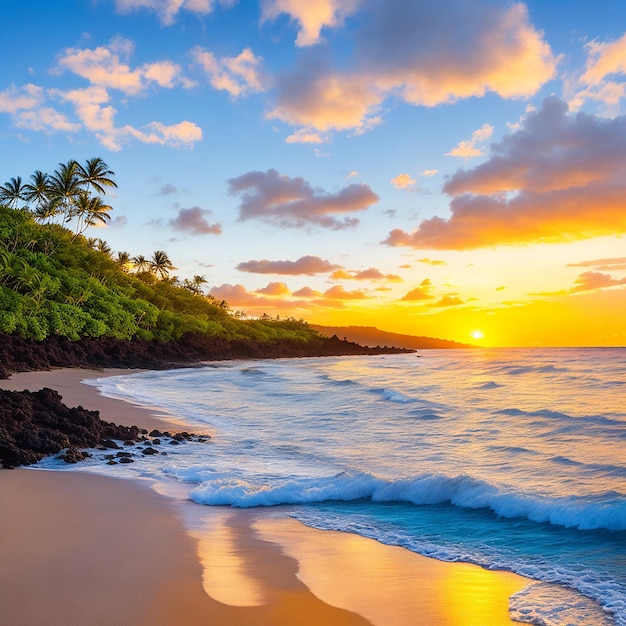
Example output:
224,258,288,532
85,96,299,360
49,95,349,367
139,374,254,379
445,124,493,159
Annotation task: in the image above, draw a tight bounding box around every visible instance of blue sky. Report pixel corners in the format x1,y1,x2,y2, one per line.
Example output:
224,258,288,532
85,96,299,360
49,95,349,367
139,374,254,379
2,0,626,346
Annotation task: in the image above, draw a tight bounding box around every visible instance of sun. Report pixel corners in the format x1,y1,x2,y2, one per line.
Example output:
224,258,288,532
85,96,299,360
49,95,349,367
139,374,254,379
470,329,485,341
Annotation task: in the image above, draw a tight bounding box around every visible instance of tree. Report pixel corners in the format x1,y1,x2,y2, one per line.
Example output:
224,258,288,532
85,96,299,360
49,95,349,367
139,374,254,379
77,157,117,195
48,161,81,224
131,254,150,273
0,177,27,209
183,274,207,295
115,251,132,271
24,171,54,218
149,250,176,280
71,192,112,236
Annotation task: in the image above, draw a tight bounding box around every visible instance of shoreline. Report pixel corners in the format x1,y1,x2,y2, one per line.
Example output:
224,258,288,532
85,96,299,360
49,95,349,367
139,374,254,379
0,366,533,625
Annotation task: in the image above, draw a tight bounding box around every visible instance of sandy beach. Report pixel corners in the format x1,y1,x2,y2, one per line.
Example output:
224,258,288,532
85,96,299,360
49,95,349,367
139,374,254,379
0,368,533,625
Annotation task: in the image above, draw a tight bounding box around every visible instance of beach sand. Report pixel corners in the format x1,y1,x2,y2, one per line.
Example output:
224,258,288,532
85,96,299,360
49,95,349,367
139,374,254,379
0,368,533,625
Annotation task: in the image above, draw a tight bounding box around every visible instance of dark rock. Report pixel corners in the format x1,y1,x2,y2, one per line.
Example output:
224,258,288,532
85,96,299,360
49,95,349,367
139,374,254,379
115,451,132,458
58,447,91,463
151,438,161,445
118,457,134,463
106,460,118,465
123,440,135,446
100,439,121,450
168,440,180,445
149,430,163,438
141,447,158,455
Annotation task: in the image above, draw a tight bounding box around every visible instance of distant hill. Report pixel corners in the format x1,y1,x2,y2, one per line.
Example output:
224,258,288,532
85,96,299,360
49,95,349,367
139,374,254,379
310,325,474,350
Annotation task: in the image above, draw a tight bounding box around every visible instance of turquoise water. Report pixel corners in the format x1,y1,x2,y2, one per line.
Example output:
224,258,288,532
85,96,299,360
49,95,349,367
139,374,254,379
53,348,625,624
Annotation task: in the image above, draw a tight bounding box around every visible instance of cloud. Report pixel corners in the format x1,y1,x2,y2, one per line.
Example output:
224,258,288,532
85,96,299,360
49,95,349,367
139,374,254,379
568,257,626,271
260,0,360,46
420,169,438,177
416,257,446,266
292,286,322,297
385,96,626,249
570,271,626,293
113,0,236,25
228,168,379,229
168,206,222,235
192,47,266,97
268,48,383,133
445,123,493,159
285,128,326,144
237,255,340,275
255,281,291,295
323,285,370,300
268,0,556,134
427,295,464,307
0,84,44,113
567,33,626,115
400,278,434,301
390,173,417,189
330,267,402,281
159,183,178,195
15,108,81,133
57,37,186,95
56,85,203,150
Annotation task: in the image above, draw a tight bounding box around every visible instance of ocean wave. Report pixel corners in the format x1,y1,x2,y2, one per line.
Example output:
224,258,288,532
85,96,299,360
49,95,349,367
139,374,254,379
495,407,624,427
498,364,571,376
476,381,502,389
371,387,416,403
188,471,626,531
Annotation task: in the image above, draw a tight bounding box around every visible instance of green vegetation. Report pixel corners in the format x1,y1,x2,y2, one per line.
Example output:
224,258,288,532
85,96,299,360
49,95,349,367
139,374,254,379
0,159,317,346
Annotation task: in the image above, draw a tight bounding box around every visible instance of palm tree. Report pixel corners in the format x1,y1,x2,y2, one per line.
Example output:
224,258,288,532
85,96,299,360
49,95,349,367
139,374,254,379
115,251,132,271
69,192,111,236
131,254,150,273
94,238,112,257
48,161,81,223
77,157,117,195
0,177,27,209
149,250,176,280
183,274,207,295
24,170,51,210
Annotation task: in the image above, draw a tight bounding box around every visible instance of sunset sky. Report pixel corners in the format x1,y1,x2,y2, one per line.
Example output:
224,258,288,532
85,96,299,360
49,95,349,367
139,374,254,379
1,0,625,347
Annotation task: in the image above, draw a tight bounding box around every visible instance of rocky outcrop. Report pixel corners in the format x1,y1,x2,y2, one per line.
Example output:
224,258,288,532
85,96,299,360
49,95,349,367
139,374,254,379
0,387,143,468
0,332,412,379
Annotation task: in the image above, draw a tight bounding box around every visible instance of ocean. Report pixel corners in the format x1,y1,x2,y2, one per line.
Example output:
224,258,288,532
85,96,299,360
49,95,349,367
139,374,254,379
42,348,625,625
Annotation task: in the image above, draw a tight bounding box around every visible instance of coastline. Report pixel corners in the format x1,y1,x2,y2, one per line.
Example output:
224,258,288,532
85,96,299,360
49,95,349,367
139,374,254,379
0,367,533,625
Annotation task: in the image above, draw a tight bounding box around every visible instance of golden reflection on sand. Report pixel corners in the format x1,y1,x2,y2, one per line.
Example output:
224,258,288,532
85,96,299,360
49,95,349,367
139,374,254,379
253,517,531,626
188,508,266,607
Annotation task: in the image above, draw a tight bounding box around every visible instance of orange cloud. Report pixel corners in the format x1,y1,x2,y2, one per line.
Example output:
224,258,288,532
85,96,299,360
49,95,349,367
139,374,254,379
292,286,322,297
261,0,359,46
570,271,626,293
385,97,626,249
568,257,626,271
445,124,493,159
192,47,266,97
237,255,340,275
269,1,555,134
330,267,402,281
285,128,326,144
400,278,434,301
255,281,291,295
580,33,626,85
323,285,370,300
416,257,446,266
427,295,464,308
228,168,379,229
390,173,417,189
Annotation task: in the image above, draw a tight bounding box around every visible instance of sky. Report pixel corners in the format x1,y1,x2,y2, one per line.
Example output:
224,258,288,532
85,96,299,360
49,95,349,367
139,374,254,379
1,0,626,347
